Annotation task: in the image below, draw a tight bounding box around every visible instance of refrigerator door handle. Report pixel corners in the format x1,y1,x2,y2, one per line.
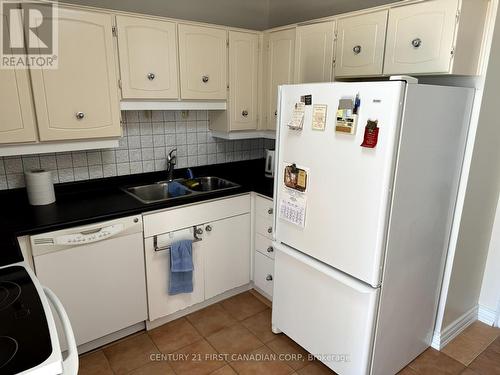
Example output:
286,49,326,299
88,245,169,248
273,242,376,294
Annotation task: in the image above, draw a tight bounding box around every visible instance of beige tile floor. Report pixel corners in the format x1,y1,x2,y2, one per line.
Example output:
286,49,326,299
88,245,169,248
79,290,500,375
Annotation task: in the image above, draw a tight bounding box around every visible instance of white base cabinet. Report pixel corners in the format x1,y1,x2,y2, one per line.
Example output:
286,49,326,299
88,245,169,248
204,214,251,299
143,195,251,321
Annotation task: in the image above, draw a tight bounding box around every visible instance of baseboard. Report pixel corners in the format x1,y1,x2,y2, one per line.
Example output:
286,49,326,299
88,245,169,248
478,304,498,326
431,305,478,350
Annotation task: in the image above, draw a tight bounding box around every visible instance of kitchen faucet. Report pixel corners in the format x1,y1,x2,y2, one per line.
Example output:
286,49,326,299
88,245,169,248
166,148,177,181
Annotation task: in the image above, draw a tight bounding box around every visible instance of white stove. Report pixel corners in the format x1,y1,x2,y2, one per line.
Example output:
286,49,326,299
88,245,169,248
0,262,78,375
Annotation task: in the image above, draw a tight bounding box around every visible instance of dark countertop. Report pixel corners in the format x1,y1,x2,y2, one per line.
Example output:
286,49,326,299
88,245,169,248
0,159,274,266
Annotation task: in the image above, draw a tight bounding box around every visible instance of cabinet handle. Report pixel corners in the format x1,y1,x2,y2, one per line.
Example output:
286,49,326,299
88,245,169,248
202,75,209,83
242,110,249,117
353,45,362,55
266,274,273,281
147,72,156,80
205,225,212,232
267,227,272,234
267,246,274,253
411,38,422,48
268,208,273,215
75,112,85,120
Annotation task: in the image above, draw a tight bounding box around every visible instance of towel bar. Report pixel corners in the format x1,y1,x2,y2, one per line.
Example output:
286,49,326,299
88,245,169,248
154,225,203,252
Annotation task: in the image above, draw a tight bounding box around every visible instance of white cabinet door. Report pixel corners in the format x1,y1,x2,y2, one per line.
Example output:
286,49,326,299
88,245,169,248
30,8,121,141
144,235,205,321
204,214,251,300
294,21,335,83
266,28,295,130
336,11,388,77
384,0,459,75
0,8,37,144
178,24,227,100
116,16,179,99
228,31,259,130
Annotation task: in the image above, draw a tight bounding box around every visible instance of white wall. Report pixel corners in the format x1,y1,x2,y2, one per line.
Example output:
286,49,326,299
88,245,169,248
439,1,500,330
267,0,397,27
61,0,270,30
479,196,500,324
61,0,400,30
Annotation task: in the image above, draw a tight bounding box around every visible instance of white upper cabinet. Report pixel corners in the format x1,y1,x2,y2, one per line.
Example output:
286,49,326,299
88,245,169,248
30,8,121,141
266,28,296,130
228,31,259,130
335,11,388,77
0,10,37,145
209,31,259,132
294,21,335,83
383,0,488,75
178,24,228,100
116,16,179,100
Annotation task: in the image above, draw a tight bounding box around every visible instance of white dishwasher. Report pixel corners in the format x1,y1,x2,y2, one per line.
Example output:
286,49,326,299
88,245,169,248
30,215,148,351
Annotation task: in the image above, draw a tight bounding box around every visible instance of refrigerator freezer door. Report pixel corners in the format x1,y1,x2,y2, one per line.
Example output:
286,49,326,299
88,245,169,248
272,242,379,375
275,81,405,286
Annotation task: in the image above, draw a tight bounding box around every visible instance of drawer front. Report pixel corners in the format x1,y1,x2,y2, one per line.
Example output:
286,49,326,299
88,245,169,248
256,216,273,239
254,251,274,297
255,233,275,260
144,194,251,237
255,195,274,219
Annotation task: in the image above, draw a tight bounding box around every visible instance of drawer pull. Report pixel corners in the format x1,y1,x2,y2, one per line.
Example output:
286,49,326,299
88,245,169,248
202,75,209,83
242,110,249,117
75,112,85,120
266,274,273,281
268,208,273,215
267,227,272,234
353,45,362,55
205,225,212,232
147,72,156,80
411,38,422,48
267,246,274,253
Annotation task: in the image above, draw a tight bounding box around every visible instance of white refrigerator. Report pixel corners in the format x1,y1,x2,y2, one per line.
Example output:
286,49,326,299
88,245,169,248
271,80,474,375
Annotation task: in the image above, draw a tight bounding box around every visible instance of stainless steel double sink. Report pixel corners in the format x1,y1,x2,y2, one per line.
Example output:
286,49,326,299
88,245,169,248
122,176,241,204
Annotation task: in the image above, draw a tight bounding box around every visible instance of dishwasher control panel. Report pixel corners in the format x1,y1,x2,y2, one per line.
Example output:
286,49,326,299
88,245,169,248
30,216,143,256
55,224,124,245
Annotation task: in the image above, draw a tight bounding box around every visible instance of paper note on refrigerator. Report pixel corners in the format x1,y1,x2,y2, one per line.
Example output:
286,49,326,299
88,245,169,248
279,189,307,228
312,104,327,130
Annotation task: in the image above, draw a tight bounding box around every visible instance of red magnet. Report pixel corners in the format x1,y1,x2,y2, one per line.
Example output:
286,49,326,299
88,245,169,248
361,120,379,148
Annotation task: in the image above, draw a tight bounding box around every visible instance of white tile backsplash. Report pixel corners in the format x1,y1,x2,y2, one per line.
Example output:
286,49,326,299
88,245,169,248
0,110,274,190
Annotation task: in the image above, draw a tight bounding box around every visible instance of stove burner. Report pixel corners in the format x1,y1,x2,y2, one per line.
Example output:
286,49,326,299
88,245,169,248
0,281,21,311
0,336,18,370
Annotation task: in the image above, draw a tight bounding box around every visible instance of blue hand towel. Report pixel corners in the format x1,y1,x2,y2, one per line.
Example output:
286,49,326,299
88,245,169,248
167,181,186,197
169,239,194,295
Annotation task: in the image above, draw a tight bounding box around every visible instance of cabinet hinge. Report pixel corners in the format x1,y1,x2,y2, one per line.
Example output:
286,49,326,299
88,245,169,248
456,9,461,24
334,31,338,42
112,26,117,37
226,39,229,48
451,47,455,56
118,79,122,89
227,84,229,90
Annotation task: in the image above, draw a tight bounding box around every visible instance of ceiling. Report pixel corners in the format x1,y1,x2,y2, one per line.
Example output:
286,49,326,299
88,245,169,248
61,0,400,30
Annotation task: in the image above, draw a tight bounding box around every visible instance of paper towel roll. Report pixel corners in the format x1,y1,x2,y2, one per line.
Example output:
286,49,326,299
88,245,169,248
24,169,56,206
